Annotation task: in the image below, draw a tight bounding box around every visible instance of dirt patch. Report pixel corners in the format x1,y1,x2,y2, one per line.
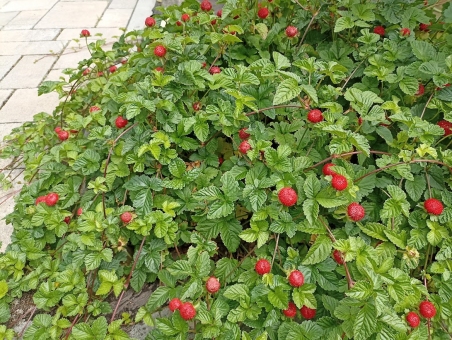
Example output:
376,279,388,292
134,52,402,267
7,291,36,332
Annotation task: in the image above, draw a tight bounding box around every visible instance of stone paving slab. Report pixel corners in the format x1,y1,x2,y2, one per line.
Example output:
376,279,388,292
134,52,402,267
53,41,93,69
0,0,58,12
56,27,124,41
0,55,20,80
0,40,66,55
0,11,18,25
0,28,60,41
109,0,138,9
0,89,12,107
97,8,133,27
3,9,47,29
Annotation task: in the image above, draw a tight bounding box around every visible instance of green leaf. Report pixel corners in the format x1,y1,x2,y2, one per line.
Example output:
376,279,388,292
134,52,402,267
303,199,319,225
334,17,355,32
302,235,333,265
273,78,301,105
268,286,288,309
0,281,8,299
145,286,171,312
353,303,377,340
316,188,348,208
399,77,419,95
304,174,321,199
410,41,437,62
273,52,291,70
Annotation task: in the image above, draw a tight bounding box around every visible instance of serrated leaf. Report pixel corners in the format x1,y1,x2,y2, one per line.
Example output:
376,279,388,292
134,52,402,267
302,235,333,265
273,78,301,105
354,303,377,340
268,286,288,309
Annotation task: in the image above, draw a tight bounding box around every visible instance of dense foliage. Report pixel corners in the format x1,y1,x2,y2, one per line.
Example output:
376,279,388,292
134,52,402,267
1,0,452,338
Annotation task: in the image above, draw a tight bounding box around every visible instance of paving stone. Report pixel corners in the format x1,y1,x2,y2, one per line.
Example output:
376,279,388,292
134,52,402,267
127,0,155,31
0,55,20,80
97,8,133,28
0,10,17,25
0,88,60,123
0,121,20,141
53,41,94,69
0,0,10,8
109,0,137,9
0,55,57,89
35,1,108,29
57,27,123,42
2,10,47,30
0,28,60,41
0,89,12,108
0,40,65,55
44,69,68,82
0,0,58,12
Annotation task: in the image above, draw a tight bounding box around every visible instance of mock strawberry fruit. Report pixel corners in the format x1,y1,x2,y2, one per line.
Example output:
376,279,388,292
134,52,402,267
406,311,421,328
400,28,411,36
217,9,222,17
416,84,425,96
58,131,69,141
45,193,59,206
300,306,316,319
347,202,365,221
120,212,132,224
238,140,251,154
169,298,182,312
424,198,443,215
89,106,100,113
206,277,220,293
179,302,197,320
82,68,90,76
283,302,297,318
154,45,167,58
192,102,201,111
176,21,182,26
239,128,250,140
322,163,335,176
332,249,344,265
218,157,224,165
419,301,436,319
115,116,128,129
181,13,190,22
209,66,221,74
81,29,90,37
258,8,269,19
145,17,156,27
438,120,452,136
77,208,83,216
35,196,46,205
109,65,117,73
278,187,298,207
54,127,62,134
307,109,323,123
255,259,271,275
373,26,385,36
331,174,347,191
288,270,304,287
155,66,164,73
200,0,212,11
285,26,298,38
419,23,430,31
64,216,71,224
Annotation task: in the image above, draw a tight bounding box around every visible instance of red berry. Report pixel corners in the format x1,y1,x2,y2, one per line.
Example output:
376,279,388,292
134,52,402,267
419,301,436,319
238,128,250,140
358,117,363,125
77,208,83,216
35,195,47,205
255,259,271,275
373,26,385,36
64,216,71,224
416,84,425,96
278,187,298,207
115,116,128,129
238,140,251,154
288,270,304,287
209,66,221,74
285,26,298,38
206,277,220,293
419,23,430,31
145,17,156,27
406,312,421,328
258,8,269,19
210,19,217,25
192,102,201,111
200,0,212,11
109,65,117,73
307,109,323,123
169,298,182,312
176,21,182,26
322,163,335,176
424,198,443,215
283,302,297,318
217,9,222,17
332,249,344,265
331,174,347,191
97,71,103,77
154,45,167,58
120,212,132,224
233,15,240,19
400,28,411,36
58,131,69,141
438,120,452,136
90,106,100,113
81,29,90,37
70,130,78,134
45,192,59,206
155,66,164,73
300,306,316,320
181,13,190,22
82,68,90,76
179,302,197,320
201,62,207,68
121,59,127,65
218,157,224,165
347,202,365,221
54,127,62,134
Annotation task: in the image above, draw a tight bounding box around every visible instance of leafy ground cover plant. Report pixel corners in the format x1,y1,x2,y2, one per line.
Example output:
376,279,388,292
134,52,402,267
1,0,452,339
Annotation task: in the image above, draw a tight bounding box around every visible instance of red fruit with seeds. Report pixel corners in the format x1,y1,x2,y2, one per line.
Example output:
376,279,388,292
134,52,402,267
77,208,83,216
209,66,221,74
109,65,117,73
182,13,190,22
322,163,336,176
120,212,132,224
176,21,182,26
416,84,425,96
419,23,430,31
238,140,251,154
424,198,443,215
90,106,100,113
300,306,316,320
54,127,62,134
115,116,128,129
35,196,47,205
288,270,304,287
358,117,363,125
81,29,90,37
278,187,298,207
406,312,421,328
155,66,164,73
347,202,365,221
169,298,182,312
238,128,250,140
255,259,271,275
200,0,212,11
217,9,222,17
307,109,323,123
45,193,59,207
192,102,201,111
419,301,436,319
206,277,220,293
64,216,71,224
82,68,90,76
283,302,297,318
97,71,104,77
218,157,224,165
179,302,197,320
438,120,452,136
154,45,167,58
400,28,411,36
285,26,298,38
211,19,217,25
58,131,69,141
258,8,269,19
331,174,347,191
333,249,344,264
145,17,156,27
373,26,385,36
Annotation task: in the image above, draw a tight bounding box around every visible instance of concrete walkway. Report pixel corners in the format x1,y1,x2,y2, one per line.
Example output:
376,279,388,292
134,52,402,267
0,0,155,252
